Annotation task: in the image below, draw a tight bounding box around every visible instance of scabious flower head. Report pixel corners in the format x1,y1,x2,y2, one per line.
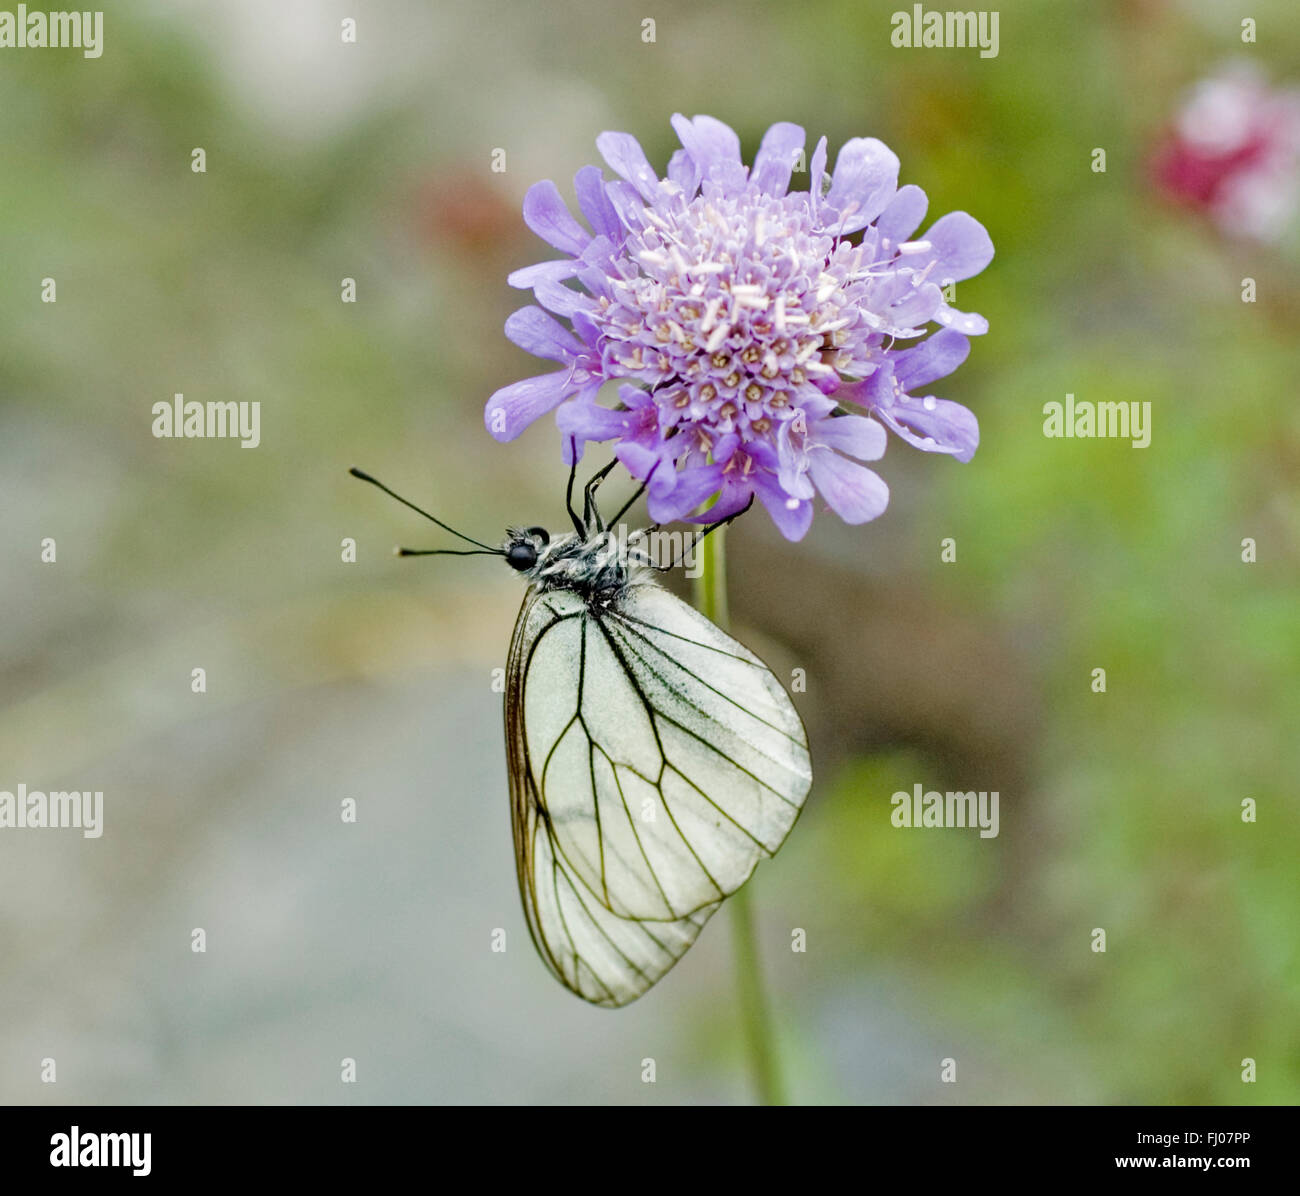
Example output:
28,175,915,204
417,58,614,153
1151,66,1300,243
486,115,993,540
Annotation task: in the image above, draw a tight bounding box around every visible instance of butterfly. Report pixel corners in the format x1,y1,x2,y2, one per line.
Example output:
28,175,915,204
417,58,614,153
351,457,812,1007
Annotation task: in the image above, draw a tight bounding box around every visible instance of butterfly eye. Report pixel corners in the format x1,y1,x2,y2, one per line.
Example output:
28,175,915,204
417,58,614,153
526,526,550,546
506,542,538,571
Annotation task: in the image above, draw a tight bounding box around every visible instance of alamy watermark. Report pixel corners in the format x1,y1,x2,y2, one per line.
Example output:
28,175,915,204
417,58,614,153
891,6,999,59
0,6,102,57
50,1127,150,1176
152,393,261,448
610,522,702,578
1043,393,1152,448
0,784,103,838
891,783,999,838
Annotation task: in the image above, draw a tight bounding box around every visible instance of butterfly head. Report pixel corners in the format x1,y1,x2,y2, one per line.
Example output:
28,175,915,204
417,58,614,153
503,526,552,573
349,464,663,600
503,524,640,598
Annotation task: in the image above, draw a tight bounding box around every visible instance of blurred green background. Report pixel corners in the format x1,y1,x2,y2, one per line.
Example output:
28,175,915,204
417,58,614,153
1,0,1296,1104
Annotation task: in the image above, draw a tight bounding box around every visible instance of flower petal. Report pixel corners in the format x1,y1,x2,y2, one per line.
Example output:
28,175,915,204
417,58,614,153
753,474,814,541
507,259,577,289
935,305,990,335
556,400,629,444
807,452,890,523
775,426,816,500
573,165,623,242
485,372,579,442
876,184,929,245
809,135,828,211
569,308,602,348
825,137,900,233
884,281,944,330
615,441,678,498
666,148,701,195
604,180,649,232
671,113,747,191
814,414,887,460
916,211,994,282
751,122,805,197
595,131,660,202
892,329,971,388
522,180,589,256
531,275,588,318
877,399,980,463
648,463,724,524
504,306,583,363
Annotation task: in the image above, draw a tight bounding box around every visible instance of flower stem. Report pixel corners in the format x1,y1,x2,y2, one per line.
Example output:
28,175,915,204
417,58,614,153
693,526,784,1106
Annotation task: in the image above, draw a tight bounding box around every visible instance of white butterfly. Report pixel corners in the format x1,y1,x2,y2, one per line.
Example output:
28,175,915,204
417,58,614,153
352,462,812,1007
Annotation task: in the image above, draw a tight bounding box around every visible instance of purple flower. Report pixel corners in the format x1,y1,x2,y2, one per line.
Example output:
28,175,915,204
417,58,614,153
486,114,993,540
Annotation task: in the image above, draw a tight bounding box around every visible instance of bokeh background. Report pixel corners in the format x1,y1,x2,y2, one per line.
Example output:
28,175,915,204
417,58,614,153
2,0,1297,1105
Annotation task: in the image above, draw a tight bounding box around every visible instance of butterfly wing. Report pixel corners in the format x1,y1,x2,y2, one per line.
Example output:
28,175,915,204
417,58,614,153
506,581,811,1008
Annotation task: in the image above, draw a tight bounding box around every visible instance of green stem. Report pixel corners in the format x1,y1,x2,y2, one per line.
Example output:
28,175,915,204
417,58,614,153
693,526,784,1107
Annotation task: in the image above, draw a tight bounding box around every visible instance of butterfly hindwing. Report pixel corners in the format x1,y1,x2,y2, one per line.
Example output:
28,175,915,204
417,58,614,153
505,581,811,1007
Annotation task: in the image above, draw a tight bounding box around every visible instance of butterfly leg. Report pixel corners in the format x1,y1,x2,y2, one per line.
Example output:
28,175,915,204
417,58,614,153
603,459,662,531
582,459,619,532
667,495,756,569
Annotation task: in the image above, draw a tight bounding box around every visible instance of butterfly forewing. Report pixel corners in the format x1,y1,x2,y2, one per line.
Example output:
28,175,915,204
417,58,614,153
505,581,812,1007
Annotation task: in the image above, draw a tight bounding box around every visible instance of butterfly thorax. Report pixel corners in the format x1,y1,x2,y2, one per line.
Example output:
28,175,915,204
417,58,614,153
504,526,647,602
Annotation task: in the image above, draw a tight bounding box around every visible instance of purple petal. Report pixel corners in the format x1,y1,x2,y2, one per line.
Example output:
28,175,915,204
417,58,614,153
751,122,805,197
935,305,990,335
556,400,628,444
670,114,747,191
617,382,656,411
522,181,589,256
666,148,701,195
846,368,893,411
775,430,815,500
711,432,742,466
916,211,994,282
807,452,890,523
485,372,577,442
569,308,602,349
531,275,589,318
682,468,755,524
809,136,828,211
697,488,753,525
752,474,814,541
876,184,929,245
595,131,660,202
507,259,577,289
884,282,944,330
892,329,971,388
603,180,649,232
825,137,899,233
648,464,724,524
573,165,622,242
798,392,839,421
743,440,780,471
878,399,979,463
814,414,887,461
504,306,583,363
614,442,678,498
574,236,619,294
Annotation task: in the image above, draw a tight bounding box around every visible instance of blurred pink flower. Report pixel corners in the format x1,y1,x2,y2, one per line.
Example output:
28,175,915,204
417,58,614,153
1151,66,1300,243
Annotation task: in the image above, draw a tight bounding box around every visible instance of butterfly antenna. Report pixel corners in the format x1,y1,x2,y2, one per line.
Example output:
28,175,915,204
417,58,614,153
349,467,501,553
396,547,503,557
